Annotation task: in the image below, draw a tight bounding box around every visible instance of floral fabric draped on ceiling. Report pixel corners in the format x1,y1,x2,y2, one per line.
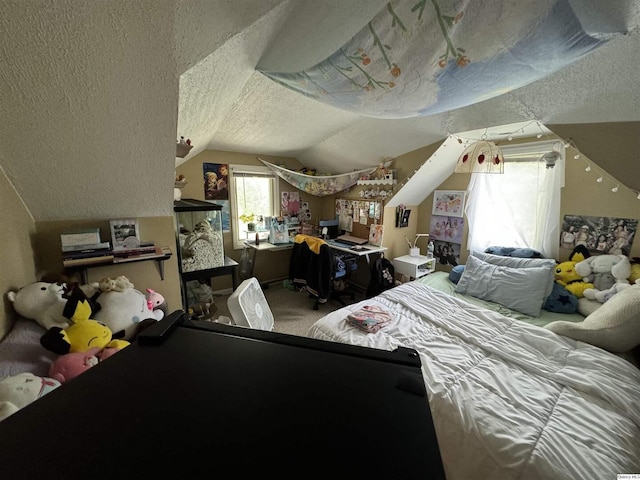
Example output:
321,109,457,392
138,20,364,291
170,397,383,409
259,0,629,119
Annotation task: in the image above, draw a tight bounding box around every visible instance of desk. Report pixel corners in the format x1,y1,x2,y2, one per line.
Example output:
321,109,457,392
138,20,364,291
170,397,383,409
325,240,387,264
242,241,292,279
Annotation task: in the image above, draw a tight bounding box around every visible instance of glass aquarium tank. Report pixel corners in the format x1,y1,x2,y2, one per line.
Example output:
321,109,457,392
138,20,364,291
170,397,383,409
174,199,224,272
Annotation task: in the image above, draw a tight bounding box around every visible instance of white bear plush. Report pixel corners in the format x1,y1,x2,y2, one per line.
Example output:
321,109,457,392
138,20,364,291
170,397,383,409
7,282,69,330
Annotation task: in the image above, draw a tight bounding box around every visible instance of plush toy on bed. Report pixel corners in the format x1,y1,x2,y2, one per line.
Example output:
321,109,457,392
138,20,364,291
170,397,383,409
48,343,124,383
577,254,631,303
0,372,61,421
145,288,168,316
48,347,101,383
80,278,165,340
7,281,70,331
629,258,640,285
98,275,134,293
554,245,594,298
40,285,130,355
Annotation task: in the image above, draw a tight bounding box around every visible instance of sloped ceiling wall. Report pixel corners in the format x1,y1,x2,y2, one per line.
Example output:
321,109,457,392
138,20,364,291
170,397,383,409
0,0,638,223
0,0,177,220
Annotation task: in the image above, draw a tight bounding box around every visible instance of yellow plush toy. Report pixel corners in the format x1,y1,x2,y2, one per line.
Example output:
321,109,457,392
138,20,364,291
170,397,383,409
40,285,130,355
554,245,594,298
629,257,640,285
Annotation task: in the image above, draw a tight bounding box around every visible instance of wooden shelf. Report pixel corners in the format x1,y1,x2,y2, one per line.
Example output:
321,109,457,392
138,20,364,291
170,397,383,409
176,143,193,158
356,178,396,186
63,247,172,283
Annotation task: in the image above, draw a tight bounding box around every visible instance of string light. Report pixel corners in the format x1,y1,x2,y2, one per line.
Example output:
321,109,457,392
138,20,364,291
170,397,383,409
448,123,640,200
573,138,628,195
563,138,581,159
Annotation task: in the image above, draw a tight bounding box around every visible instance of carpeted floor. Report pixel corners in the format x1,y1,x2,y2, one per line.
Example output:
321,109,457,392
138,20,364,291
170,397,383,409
209,281,364,337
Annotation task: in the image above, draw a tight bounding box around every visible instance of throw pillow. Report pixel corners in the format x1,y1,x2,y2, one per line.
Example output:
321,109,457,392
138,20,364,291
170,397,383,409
471,251,556,298
455,255,554,317
483,246,542,258
449,265,465,284
545,285,640,352
542,283,579,313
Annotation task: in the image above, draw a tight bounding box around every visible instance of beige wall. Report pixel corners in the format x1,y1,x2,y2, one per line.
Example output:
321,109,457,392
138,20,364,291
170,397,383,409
176,150,325,287
3,134,638,338
410,139,640,272
0,169,38,339
33,217,182,313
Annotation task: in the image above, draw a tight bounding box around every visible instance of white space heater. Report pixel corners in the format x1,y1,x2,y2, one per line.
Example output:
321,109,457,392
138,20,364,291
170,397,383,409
227,277,274,331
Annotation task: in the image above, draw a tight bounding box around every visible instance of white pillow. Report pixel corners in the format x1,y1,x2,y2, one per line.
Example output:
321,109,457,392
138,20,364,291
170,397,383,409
545,285,640,352
455,255,554,317
471,251,556,298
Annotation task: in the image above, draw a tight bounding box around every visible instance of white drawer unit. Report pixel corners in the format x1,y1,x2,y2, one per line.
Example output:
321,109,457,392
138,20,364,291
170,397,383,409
393,255,436,280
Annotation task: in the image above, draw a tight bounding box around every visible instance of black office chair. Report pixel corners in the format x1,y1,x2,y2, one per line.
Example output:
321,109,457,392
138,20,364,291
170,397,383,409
289,234,356,310
331,251,357,306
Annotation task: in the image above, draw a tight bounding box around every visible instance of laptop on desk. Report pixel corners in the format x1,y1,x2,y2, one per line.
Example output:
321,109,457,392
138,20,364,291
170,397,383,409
335,234,369,246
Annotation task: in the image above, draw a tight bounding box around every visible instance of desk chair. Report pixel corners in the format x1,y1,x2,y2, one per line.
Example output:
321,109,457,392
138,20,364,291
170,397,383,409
289,234,356,310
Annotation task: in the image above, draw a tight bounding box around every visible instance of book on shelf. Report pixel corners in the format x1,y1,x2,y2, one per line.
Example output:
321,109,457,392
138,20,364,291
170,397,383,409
112,247,167,263
63,254,114,267
112,241,156,255
112,245,157,257
62,241,111,253
60,228,101,247
63,248,113,260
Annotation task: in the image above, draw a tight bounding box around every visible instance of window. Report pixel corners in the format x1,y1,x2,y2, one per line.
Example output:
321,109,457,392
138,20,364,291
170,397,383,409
465,141,565,259
229,164,279,249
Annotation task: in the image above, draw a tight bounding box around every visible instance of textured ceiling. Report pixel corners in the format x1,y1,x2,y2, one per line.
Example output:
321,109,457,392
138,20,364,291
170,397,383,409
0,0,639,222
178,0,640,183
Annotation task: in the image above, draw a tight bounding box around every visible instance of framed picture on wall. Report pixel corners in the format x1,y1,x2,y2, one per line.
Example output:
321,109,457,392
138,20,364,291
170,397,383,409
432,190,465,218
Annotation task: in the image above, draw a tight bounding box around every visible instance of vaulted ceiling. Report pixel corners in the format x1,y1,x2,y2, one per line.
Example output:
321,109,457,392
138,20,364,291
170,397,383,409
1,0,638,221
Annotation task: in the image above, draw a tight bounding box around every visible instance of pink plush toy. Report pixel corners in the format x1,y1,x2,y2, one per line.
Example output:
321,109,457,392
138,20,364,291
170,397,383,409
146,288,167,315
49,347,101,383
48,343,127,383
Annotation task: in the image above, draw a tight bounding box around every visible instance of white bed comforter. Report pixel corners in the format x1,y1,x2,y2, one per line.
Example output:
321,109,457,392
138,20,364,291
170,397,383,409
308,282,640,479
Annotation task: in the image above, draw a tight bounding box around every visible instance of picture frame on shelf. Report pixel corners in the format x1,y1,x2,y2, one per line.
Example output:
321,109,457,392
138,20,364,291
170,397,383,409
110,219,140,251
432,190,465,218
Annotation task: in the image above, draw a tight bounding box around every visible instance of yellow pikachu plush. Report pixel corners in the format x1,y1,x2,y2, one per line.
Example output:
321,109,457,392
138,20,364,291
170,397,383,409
554,245,594,298
40,284,130,355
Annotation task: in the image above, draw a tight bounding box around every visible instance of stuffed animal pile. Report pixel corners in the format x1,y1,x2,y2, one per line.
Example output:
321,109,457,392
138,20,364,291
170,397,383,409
2,275,168,421
9,276,165,340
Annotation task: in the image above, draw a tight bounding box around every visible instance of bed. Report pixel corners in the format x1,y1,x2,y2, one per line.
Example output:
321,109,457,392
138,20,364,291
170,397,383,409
307,271,640,479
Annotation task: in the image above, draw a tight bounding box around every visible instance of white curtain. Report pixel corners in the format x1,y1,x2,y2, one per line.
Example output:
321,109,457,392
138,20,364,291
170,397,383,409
465,158,564,259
